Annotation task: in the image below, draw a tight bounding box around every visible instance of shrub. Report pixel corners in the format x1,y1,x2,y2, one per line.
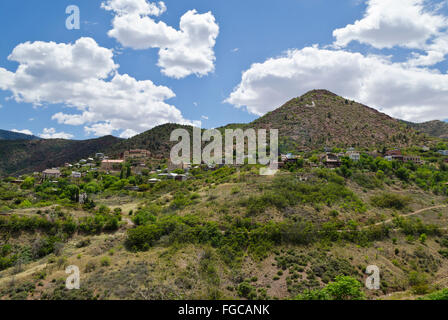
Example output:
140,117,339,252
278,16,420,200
371,193,410,210
100,256,111,267
125,225,162,251
237,282,257,300
421,288,448,300
408,271,430,295
296,276,365,300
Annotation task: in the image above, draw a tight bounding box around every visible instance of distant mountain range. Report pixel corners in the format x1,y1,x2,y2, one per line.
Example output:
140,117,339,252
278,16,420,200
0,90,445,176
0,136,121,176
0,129,40,141
403,120,448,140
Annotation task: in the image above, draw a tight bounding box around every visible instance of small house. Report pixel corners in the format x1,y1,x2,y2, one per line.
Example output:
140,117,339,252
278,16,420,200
347,151,360,161
101,159,124,171
71,171,82,179
175,174,188,182
403,155,423,165
322,153,341,168
42,169,61,180
385,150,403,162
123,149,151,162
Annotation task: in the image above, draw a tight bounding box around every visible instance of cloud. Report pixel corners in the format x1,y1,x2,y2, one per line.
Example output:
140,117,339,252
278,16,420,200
201,115,209,120
333,0,447,49
39,128,74,139
0,37,196,137
333,0,448,66
119,129,138,138
102,0,219,79
226,46,448,122
101,0,166,16
12,129,33,136
227,0,448,123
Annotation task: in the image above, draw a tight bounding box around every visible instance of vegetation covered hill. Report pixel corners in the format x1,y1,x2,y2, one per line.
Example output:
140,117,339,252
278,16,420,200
249,90,428,152
0,136,120,176
405,120,448,140
0,129,40,141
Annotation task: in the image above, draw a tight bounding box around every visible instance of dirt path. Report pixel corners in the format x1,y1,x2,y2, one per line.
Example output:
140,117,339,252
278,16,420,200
363,205,448,229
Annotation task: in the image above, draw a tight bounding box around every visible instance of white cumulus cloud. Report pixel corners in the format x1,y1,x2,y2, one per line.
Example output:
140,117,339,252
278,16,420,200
0,37,196,137
101,0,166,16
40,128,74,140
12,129,33,136
102,0,219,79
333,0,448,66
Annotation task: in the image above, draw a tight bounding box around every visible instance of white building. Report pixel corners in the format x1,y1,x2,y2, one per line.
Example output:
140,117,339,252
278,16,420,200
71,171,82,178
347,151,360,161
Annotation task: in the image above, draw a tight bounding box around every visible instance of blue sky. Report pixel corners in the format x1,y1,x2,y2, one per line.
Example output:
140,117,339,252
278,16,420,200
0,0,447,140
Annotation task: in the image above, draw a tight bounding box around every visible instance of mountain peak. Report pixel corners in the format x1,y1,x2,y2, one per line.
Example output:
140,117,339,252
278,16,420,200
251,90,427,150
302,89,339,98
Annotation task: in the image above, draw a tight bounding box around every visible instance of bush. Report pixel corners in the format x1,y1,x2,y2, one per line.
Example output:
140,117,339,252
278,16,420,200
408,271,430,295
371,193,410,210
100,256,111,267
296,276,365,300
237,282,257,300
421,288,448,300
125,225,162,251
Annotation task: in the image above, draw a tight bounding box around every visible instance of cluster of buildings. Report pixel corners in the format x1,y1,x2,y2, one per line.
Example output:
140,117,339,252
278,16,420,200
100,149,152,173
35,145,448,183
318,148,426,169
384,150,423,164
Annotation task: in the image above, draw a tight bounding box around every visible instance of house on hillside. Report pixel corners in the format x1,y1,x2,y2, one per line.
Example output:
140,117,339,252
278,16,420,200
168,159,191,172
385,150,404,162
438,150,448,156
403,155,423,165
347,151,360,161
42,169,61,180
322,153,341,168
95,153,105,160
101,159,124,172
123,149,151,162
175,174,188,182
71,171,82,179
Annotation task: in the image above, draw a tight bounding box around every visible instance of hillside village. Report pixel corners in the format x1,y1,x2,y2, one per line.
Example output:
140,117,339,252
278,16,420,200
2,92,448,301
17,143,448,193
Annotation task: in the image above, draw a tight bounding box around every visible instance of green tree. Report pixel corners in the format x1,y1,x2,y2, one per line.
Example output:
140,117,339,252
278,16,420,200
324,275,365,300
21,177,35,190
296,276,365,300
